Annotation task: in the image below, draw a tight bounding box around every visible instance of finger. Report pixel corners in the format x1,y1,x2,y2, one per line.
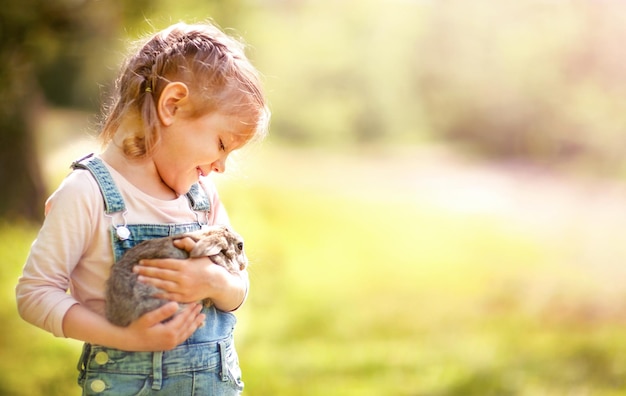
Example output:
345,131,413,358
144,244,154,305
137,275,179,293
181,305,206,338
187,304,206,330
138,301,179,327
191,310,206,331
196,314,207,329
173,237,196,252
167,303,202,330
138,258,183,270
134,265,178,280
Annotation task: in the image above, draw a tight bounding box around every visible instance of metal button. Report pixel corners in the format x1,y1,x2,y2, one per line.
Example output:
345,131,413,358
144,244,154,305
90,379,106,393
94,351,109,365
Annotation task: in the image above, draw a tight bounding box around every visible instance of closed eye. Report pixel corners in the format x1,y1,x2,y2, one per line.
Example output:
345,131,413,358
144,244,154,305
219,138,226,151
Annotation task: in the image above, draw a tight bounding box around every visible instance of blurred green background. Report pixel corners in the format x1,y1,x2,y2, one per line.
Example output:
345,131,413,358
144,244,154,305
3,0,626,395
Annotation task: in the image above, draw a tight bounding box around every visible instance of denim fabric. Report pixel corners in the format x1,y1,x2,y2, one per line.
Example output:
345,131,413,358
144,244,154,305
78,337,243,395
110,223,206,263
72,154,242,395
72,153,126,214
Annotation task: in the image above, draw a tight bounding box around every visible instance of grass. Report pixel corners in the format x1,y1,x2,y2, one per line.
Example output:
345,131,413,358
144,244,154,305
4,134,626,394
0,222,82,396
220,180,626,396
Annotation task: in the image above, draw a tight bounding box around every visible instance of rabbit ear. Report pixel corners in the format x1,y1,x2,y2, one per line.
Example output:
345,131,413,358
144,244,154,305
189,235,226,258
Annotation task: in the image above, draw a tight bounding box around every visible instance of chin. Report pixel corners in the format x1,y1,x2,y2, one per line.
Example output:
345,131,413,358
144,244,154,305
179,185,194,195
182,178,201,195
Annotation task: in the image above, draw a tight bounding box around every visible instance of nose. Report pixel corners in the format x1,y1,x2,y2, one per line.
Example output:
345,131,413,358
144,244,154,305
212,158,226,173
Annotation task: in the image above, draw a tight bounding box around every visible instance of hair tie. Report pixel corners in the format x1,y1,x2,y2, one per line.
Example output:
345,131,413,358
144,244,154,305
145,86,152,93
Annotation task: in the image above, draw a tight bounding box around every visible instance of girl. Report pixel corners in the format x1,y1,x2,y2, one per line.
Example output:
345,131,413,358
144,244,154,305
16,21,269,395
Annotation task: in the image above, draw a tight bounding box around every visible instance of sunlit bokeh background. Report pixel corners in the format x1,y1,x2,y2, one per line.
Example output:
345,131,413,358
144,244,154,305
3,0,626,395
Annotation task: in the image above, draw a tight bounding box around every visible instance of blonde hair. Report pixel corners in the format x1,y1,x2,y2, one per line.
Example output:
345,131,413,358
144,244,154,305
100,22,269,158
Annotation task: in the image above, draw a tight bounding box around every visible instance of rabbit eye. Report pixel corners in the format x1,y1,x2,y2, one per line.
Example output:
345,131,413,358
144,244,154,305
237,242,243,251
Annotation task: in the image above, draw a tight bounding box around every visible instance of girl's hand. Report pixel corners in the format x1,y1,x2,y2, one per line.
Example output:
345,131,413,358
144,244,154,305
133,237,226,303
124,301,205,351
62,301,205,352
134,237,247,311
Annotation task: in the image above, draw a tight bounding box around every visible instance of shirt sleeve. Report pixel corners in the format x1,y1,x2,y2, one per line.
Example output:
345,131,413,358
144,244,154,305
15,170,102,337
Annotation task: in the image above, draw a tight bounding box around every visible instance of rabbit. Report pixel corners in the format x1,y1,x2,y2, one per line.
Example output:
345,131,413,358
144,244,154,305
105,225,247,327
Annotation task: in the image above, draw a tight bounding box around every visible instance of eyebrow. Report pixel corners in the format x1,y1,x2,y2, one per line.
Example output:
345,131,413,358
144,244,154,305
225,133,248,152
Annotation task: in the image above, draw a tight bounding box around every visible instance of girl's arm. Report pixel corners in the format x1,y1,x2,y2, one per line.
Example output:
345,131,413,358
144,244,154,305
62,300,206,351
16,170,207,347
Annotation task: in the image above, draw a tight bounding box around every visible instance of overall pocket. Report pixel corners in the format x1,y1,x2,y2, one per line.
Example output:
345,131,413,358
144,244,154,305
219,340,244,393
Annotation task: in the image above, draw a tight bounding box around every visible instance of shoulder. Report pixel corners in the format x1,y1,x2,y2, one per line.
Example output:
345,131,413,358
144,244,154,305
37,163,106,260
45,166,104,216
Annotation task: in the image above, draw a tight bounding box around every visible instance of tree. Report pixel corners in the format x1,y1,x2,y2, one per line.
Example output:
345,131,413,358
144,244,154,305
0,0,149,222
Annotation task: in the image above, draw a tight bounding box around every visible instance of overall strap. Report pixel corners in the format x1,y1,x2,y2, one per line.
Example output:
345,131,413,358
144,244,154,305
186,181,211,212
71,153,125,214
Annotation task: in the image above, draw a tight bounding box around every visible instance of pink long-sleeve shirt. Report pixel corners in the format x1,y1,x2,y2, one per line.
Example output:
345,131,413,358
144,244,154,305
16,157,233,338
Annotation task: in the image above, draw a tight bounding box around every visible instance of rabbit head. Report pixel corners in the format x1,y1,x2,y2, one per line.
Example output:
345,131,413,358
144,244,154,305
179,225,247,273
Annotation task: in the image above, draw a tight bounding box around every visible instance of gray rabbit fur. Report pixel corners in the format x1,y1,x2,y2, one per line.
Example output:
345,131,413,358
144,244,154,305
105,225,247,327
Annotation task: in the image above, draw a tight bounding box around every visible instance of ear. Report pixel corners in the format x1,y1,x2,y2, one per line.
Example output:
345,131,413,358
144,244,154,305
157,82,190,126
189,235,227,258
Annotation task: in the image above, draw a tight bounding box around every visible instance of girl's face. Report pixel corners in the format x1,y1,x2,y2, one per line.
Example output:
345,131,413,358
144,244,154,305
152,111,250,195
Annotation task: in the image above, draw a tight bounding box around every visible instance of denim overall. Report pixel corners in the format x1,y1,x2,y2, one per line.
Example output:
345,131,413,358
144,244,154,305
72,154,243,395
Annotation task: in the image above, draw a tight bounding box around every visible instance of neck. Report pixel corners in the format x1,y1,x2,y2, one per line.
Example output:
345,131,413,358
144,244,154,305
101,143,179,200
